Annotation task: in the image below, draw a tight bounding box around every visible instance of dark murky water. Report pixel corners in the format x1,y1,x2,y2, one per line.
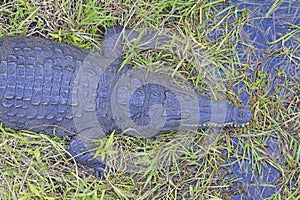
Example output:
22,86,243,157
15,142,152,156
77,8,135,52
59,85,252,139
223,1,299,199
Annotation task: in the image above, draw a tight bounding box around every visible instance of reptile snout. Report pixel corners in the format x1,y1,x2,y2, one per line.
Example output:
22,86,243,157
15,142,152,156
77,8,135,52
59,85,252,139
232,106,253,126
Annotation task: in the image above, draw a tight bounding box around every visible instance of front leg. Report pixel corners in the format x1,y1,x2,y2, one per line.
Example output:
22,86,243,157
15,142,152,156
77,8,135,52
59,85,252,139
68,135,107,178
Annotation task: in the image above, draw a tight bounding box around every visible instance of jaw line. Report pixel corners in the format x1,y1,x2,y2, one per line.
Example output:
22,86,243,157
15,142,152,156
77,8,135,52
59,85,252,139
181,121,250,128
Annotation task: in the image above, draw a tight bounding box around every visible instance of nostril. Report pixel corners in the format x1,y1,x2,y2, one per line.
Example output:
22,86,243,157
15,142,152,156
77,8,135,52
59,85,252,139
238,111,245,119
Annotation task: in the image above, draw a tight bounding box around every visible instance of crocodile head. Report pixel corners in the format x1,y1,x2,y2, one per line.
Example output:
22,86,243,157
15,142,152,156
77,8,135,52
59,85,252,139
111,70,253,137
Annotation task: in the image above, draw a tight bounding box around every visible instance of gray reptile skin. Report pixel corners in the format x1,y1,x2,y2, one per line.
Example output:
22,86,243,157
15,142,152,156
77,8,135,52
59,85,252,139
0,27,252,177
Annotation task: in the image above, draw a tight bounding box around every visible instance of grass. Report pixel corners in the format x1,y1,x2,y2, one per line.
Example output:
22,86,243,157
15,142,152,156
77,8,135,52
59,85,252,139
0,0,299,199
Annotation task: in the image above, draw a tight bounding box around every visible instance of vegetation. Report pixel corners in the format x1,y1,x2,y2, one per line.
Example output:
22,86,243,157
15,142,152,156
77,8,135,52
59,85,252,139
0,0,299,199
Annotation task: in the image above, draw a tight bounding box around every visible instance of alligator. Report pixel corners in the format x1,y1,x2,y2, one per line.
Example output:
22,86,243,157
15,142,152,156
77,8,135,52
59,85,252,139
0,27,252,177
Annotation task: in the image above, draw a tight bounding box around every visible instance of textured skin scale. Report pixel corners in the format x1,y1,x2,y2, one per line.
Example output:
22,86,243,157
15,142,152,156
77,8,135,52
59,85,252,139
0,28,252,177
0,36,88,135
